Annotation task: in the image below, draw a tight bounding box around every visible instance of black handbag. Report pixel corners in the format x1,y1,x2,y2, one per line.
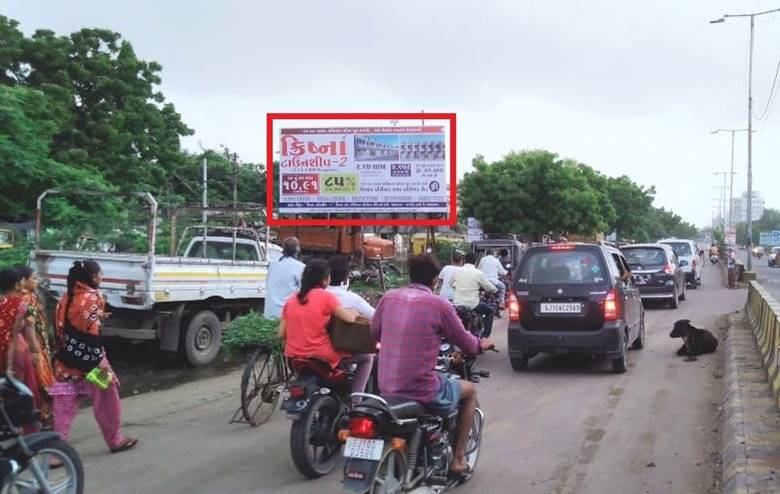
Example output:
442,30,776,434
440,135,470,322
57,317,104,372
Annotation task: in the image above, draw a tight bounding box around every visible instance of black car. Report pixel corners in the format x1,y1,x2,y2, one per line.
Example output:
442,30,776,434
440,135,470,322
507,243,645,374
620,244,685,309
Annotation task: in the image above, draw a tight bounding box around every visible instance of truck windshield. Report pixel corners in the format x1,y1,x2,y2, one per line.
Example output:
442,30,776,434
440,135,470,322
187,241,258,261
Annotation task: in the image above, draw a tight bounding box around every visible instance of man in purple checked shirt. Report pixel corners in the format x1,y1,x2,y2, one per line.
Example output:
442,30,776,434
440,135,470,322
371,254,494,476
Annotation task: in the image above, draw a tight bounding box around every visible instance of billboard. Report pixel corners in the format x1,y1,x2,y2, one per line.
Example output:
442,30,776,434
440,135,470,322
759,231,780,246
278,126,447,214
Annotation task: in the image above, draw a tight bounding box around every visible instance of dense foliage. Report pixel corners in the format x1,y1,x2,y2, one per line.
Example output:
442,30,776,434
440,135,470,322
222,312,282,356
459,150,698,242
0,15,268,228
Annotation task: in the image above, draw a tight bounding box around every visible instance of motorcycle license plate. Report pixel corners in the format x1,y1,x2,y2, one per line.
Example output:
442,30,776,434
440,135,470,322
344,437,384,460
540,303,581,314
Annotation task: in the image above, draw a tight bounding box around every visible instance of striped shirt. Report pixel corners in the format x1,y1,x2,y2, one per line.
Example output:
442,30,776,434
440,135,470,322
371,284,481,403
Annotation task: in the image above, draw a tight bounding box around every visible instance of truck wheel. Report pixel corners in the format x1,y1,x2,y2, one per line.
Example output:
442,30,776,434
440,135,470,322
184,311,222,367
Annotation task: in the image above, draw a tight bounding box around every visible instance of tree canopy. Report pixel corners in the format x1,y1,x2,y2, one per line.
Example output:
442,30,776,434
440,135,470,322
0,15,266,226
459,150,697,242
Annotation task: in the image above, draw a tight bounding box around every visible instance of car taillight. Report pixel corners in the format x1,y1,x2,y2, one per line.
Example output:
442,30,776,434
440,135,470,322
349,417,377,439
508,292,521,321
289,386,306,399
604,289,619,321
663,264,674,275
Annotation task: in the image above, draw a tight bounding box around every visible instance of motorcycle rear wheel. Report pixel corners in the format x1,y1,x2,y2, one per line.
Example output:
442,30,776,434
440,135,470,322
370,447,406,494
289,394,342,478
2,437,84,494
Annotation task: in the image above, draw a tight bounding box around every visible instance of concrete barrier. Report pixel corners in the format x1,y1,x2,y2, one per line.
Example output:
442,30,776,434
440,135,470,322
745,281,780,410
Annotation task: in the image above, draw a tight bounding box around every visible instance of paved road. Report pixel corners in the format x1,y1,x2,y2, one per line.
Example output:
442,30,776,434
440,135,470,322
71,262,742,494
739,250,780,301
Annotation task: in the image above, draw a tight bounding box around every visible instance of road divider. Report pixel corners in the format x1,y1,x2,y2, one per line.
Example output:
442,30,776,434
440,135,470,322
745,281,780,409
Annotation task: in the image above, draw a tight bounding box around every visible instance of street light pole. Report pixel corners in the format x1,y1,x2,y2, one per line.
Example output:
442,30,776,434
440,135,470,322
711,128,750,230
710,7,780,271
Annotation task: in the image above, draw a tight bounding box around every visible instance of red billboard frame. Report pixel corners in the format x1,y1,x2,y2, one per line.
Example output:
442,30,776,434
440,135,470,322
266,113,457,227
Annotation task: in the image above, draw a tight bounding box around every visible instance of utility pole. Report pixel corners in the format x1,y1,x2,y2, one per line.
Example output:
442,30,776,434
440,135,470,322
710,7,780,271
711,128,749,229
713,171,732,230
198,141,208,258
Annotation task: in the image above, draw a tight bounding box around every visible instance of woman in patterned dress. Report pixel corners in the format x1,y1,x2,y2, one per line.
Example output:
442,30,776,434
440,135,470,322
16,266,55,427
50,260,138,454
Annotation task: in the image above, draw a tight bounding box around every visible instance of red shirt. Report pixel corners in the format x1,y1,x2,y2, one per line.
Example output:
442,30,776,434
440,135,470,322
283,288,342,368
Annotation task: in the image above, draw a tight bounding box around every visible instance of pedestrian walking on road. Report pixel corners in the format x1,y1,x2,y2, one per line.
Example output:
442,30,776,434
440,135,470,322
50,260,137,455
0,268,42,434
727,249,737,288
15,266,55,427
264,237,305,319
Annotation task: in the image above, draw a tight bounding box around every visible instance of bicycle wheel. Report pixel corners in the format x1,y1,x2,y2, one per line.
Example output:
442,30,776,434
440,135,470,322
240,347,281,426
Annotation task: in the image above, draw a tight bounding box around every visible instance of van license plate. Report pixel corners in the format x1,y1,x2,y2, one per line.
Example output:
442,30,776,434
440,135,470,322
541,303,581,314
344,437,384,460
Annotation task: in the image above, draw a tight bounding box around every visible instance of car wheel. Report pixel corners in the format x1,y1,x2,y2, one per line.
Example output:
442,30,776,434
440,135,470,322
632,313,645,349
669,288,679,309
612,332,628,373
510,354,529,371
679,282,686,301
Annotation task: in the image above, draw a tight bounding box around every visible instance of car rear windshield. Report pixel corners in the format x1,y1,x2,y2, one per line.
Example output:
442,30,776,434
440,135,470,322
663,242,692,257
519,250,606,285
622,247,666,267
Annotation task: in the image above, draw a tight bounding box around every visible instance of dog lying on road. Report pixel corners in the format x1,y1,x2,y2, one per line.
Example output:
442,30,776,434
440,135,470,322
670,319,718,358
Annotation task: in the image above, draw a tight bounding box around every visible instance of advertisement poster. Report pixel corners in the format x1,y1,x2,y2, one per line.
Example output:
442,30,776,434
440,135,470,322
278,126,447,214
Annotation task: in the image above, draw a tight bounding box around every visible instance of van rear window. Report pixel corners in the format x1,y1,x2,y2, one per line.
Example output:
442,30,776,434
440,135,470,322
519,251,605,285
622,248,666,267
663,242,692,257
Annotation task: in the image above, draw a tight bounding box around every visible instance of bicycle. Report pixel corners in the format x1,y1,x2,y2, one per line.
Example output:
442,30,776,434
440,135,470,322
239,346,293,426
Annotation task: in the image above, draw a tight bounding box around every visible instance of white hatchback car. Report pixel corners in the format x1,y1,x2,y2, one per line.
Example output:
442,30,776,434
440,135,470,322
659,238,701,288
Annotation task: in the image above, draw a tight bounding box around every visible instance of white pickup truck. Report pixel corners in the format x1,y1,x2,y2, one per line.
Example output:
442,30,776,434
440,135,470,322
31,191,282,366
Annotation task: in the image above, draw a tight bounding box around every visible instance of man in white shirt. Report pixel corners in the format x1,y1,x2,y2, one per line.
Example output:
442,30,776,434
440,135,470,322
263,237,306,318
452,253,497,337
478,250,507,308
326,256,375,319
438,252,464,302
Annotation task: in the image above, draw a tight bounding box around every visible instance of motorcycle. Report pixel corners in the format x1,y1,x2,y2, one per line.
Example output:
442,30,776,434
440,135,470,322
710,254,719,265
454,306,485,338
0,374,84,493
281,358,367,478
340,342,491,493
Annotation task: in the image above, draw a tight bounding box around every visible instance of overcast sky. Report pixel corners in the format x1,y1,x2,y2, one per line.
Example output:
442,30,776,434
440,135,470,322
6,0,780,227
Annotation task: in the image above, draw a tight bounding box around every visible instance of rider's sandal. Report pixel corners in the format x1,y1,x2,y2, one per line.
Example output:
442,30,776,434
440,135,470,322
110,437,138,454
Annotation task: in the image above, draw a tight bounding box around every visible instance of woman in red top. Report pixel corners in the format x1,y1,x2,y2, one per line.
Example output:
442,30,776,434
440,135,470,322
278,259,374,396
0,268,42,430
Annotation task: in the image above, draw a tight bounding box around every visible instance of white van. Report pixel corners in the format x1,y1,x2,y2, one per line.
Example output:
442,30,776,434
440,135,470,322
659,238,701,288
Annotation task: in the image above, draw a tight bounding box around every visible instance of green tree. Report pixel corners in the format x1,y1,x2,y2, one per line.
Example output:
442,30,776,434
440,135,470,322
0,85,111,220
1,16,193,199
459,150,608,240
605,176,655,241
